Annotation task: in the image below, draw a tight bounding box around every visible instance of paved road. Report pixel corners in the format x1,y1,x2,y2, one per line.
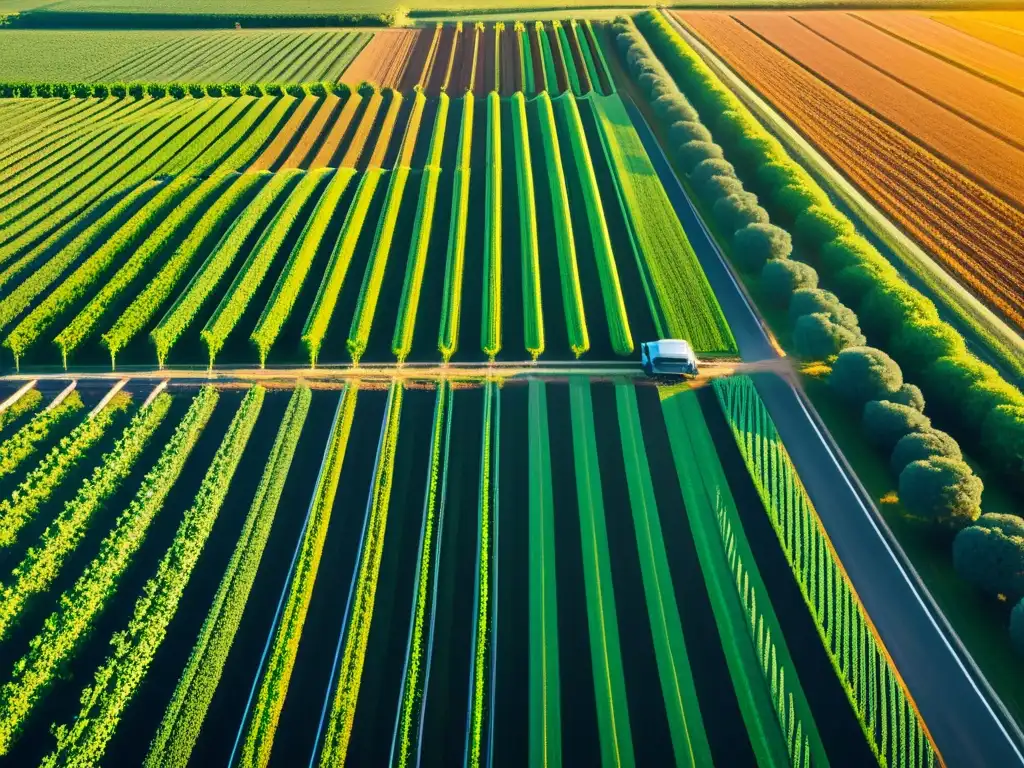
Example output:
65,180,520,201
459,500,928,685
626,86,1024,766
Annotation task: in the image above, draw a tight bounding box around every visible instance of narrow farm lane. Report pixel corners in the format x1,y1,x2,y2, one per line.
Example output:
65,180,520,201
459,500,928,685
625,79,1024,767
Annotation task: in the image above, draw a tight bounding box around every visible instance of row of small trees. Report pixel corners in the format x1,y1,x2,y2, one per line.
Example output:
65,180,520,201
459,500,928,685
0,81,353,99
615,13,1024,654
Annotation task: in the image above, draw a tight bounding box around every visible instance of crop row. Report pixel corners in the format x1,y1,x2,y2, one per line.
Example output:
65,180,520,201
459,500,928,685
0,81,357,99
0,385,218,756
0,389,83,479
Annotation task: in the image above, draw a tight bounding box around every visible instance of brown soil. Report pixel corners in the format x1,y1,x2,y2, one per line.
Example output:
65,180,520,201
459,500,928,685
340,91,384,168
281,94,341,169
398,26,438,92
477,24,496,96
529,24,547,92
426,24,458,96
248,97,317,172
565,21,593,94
310,92,361,168
682,11,1024,331
500,23,520,94
582,21,612,95
451,25,479,94
341,29,422,88
546,25,569,94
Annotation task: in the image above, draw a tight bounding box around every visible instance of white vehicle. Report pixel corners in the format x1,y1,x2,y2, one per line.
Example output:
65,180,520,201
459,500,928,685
641,339,699,377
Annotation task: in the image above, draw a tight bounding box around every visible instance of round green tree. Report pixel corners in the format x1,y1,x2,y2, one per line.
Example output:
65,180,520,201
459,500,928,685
899,457,983,529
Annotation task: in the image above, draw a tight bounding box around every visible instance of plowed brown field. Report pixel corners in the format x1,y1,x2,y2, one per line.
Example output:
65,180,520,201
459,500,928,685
342,29,423,89
477,23,495,95
731,12,1024,209
853,12,1024,94
281,94,341,169
398,26,438,91
935,12,1024,57
247,96,316,172
310,92,362,168
426,23,459,95
450,24,480,94
681,11,1024,331
793,13,1024,151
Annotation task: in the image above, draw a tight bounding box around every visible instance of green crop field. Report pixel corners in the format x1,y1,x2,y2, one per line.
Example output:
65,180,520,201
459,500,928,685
0,8,1013,767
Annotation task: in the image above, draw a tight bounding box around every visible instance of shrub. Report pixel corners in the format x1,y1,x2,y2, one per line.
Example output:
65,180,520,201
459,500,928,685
653,93,699,124
678,140,723,172
982,405,1024,476
225,83,243,97
690,158,735,189
699,174,744,202
891,429,961,474
109,82,126,98
963,377,1024,428
794,205,855,250
733,223,792,272
859,281,940,341
890,383,925,413
712,109,747,149
72,82,91,98
34,83,51,98
357,81,377,96
146,82,167,98
862,400,930,452
167,82,187,99
308,82,327,98
0,83,15,98
713,191,767,232
669,120,712,146
890,318,965,372
773,183,824,223
264,83,283,97
1013,599,1024,655
830,346,903,404
818,234,876,275
91,83,109,98
206,83,223,97
788,287,854,328
127,82,144,99
53,83,71,98
188,83,205,98
899,457,982,528
833,262,892,305
330,82,351,97
286,83,306,98
953,514,1024,597
755,160,808,194
245,83,263,96
636,71,661,96
923,353,993,419
760,258,818,303
793,313,863,359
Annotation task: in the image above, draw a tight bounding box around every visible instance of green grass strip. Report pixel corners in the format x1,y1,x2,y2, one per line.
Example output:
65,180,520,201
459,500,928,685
584,21,616,96
103,171,265,366
240,384,358,767
252,169,357,366
438,93,474,361
538,23,560,94
41,386,264,768
302,169,384,366
570,21,598,96
145,385,310,768
481,92,502,360
516,23,532,95
589,93,736,354
511,93,544,359
320,383,403,765
391,383,451,767
662,389,825,768
614,382,712,768
568,378,634,768
555,93,632,355
528,380,561,767
533,92,588,357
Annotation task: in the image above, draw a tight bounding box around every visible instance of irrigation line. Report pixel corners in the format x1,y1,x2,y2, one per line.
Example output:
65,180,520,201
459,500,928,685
486,385,500,768
388,383,447,765
227,386,348,768
415,389,457,768
307,382,395,767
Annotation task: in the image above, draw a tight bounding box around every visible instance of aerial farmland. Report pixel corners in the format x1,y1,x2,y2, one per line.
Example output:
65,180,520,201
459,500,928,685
0,2,1020,767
